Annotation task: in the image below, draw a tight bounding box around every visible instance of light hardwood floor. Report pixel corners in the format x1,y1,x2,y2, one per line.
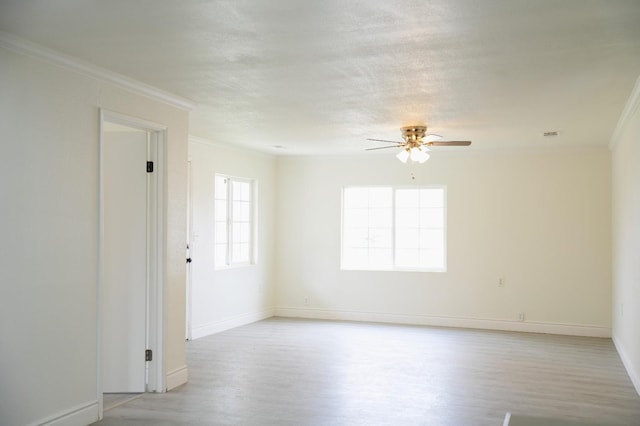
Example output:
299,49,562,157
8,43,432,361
94,318,640,425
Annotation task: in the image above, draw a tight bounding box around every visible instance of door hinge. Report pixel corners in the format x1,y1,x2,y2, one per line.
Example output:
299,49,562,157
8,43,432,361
145,349,153,362
146,161,154,173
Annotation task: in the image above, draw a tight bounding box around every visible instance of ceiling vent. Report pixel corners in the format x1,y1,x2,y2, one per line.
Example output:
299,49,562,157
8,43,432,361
543,131,559,137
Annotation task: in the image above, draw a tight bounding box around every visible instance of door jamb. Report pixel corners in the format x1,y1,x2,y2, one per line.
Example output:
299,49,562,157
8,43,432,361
186,159,193,341
97,109,167,419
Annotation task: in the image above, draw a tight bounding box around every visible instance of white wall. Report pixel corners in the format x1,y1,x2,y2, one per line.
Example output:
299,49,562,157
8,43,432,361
611,78,640,395
275,149,612,336
188,138,277,339
0,45,189,425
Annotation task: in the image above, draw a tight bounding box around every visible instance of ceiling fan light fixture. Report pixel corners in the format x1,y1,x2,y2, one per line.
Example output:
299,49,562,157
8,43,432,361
409,147,429,163
410,147,421,161
396,149,410,163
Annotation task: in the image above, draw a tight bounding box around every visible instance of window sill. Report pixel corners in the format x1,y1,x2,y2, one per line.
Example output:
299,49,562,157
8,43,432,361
340,266,446,273
214,262,256,271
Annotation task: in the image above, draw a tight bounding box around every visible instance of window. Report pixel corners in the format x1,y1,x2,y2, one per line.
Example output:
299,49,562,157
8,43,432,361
214,175,255,267
341,186,445,271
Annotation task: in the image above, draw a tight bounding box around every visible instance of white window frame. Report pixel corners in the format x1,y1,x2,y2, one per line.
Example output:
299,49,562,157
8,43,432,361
214,174,257,269
341,185,447,272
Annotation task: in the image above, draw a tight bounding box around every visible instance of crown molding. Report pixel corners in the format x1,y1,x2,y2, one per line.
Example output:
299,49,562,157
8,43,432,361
0,30,195,111
189,135,277,160
609,75,640,151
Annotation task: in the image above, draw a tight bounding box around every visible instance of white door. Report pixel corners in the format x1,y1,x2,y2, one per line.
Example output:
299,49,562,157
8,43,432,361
102,124,148,393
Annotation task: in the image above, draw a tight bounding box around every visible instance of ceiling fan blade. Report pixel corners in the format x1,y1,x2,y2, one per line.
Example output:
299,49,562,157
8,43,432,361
423,134,443,142
366,138,404,144
365,145,404,151
427,141,472,146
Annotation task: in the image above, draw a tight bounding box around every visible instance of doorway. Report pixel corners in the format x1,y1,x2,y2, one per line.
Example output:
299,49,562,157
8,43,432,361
98,110,166,416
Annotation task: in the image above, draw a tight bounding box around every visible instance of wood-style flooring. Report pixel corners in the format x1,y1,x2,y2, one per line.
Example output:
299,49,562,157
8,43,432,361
103,393,143,412
94,318,640,425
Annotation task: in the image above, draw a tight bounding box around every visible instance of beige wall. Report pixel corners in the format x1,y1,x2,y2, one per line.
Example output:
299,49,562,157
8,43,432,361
611,79,640,395
188,138,277,338
275,149,612,335
0,46,189,425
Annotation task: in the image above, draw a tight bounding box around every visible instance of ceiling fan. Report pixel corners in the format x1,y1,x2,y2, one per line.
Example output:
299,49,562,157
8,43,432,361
367,126,472,163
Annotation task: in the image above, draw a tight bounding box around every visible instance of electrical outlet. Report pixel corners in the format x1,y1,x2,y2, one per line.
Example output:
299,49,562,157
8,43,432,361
517,312,525,322
304,297,310,306
498,277,505,287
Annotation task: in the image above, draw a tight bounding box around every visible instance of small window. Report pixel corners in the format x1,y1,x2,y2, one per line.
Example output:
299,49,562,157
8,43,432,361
215,175,256,268
342,186,446,271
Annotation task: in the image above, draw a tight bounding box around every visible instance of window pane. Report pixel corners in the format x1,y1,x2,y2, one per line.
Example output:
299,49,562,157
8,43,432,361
216,175,256,267
239,223,250,242
215,243,227,266
419,208,443,228
232,242,249,263
344,188,369,209
214,174,230,265
215,200,227,221
420,249,444,268
240,182,251,201
344,228,369,248
396,189,419,208
239,243,249,262
369,248,392,268
233,201,243,221
232,243,242,261
342,186,445,271
420,189,443,207
233,181,249,201
396,228,419,249
241,203,251,222
231,223,250,243
369,208,392,228
343,248,368,268
394,188,445,269
215,176,227,199
215,222,227,243
344,208,369,229
232,223,241,242
396,248,420,267
369,228,392,248
369,188,392,208
420,229,444,249
396,208,419,227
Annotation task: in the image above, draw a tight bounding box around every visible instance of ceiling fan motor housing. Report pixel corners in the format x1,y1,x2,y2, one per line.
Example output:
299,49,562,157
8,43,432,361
401,126,427,142
400,126,429,149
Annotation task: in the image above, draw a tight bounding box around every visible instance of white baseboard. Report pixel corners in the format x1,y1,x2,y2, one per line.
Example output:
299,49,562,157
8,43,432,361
166,365,189,391
275,307,611,338
32,400,98,426
191,308,275,340
612,334,640,397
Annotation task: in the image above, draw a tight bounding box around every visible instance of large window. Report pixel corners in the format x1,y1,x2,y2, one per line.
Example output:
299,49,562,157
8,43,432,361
215,175,255,268
341,186,446,271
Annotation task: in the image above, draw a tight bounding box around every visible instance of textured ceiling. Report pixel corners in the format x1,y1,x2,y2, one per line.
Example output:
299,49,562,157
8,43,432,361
1,0,640,155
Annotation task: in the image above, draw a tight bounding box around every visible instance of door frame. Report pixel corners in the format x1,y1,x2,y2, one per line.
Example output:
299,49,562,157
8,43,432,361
97,109,167,418
186,159,193,341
